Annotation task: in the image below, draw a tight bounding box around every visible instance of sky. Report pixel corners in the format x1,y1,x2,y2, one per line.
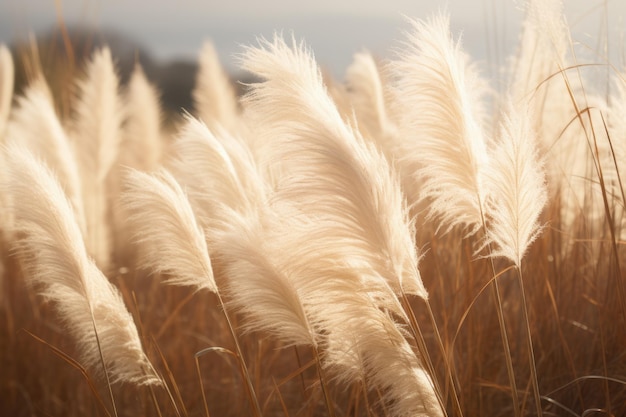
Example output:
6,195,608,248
0,0,625,77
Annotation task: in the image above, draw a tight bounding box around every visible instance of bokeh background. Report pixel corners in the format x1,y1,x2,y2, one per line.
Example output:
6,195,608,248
0,1,624,115
1,0,624,75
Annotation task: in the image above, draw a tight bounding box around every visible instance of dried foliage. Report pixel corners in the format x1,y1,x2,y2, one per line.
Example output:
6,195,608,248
1,3,626,417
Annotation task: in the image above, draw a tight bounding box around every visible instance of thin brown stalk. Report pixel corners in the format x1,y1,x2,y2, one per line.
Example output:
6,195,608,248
150,337,183,417
195,352,212,417
311,344,336,417
292,346,307,396
216,292,264,417
423,299,464,417
515,267,543,417
25,330,112,417
272,378,290,417
479,207,521,417
399,293,450,417
148,384,164,417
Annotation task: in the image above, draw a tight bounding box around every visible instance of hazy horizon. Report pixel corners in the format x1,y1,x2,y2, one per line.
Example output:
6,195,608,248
0,1,624,77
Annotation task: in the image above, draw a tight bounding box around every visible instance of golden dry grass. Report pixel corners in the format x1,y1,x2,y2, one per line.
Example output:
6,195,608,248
2,3,626,417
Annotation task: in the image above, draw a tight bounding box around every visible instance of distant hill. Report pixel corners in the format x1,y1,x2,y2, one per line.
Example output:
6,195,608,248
8,25,253,116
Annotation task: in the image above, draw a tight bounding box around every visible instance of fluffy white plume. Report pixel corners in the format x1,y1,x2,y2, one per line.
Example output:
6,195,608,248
239,35,441,417
123,169,217,293
3,144,159,385
241,35,427,300
389,14,490,235
71,47,123,270
344,51,397,149
120,64,163,172
167,115,265,236
484,101,548,267
5,78,85,233
510,0,594,231
109,64,163,263
215,209,318,348
271,218,443,417
193,41,239,133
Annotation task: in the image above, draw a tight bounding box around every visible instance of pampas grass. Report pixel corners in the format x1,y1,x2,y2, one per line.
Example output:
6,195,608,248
484,101,547,267
5,77,85,234
167,115,265,236
123,168,216,292
120,64,163,172
344,51,397,151
242,35,427,300
193,41,239,133
389,13,490,236
216,208,317,348
240,34,441,416
2,144,159,387
124,166,266,417
3,4,626,417
484,100,548,416
510,0,595,234
71,47,123,271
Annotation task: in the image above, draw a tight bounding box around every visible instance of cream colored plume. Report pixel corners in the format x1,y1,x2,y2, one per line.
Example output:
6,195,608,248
120,64,163,172
193,41,239,133
3,144,160,386
238,35,441,417
5,77,85,233
343,51,425,216
122,169,217,293
510,0,593,229
389,13,490,235
484,101,547,267
241,34,426,300
215,208,317,348
71,47,123,270
109,64,163,263
0,45,15,238
269,216,443,417
344,51,397,152
167,115,265,237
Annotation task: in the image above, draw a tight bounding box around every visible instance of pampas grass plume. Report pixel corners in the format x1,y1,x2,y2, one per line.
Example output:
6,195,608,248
3,144,159,385
6,77,86,234
390,13,490,235
241,35,427,300
120,64,163,172
484,101,547,267
216,209,317,347
240,35,441,416
344,51,395,144
123,168,217,293
167,115,263,234
193,41,239,133
71,47,123,270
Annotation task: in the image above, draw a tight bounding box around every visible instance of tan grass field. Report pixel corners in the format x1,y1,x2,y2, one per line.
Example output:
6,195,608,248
1,1,626,416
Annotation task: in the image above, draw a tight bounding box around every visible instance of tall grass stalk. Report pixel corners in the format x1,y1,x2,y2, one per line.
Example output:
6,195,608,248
3,4,626,416
389,14,524,416
482,100,548,416
123,168,263,417
2,145,161,416
240,34,442,416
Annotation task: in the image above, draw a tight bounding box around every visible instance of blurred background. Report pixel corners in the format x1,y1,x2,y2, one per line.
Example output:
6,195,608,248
0,0,623,111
